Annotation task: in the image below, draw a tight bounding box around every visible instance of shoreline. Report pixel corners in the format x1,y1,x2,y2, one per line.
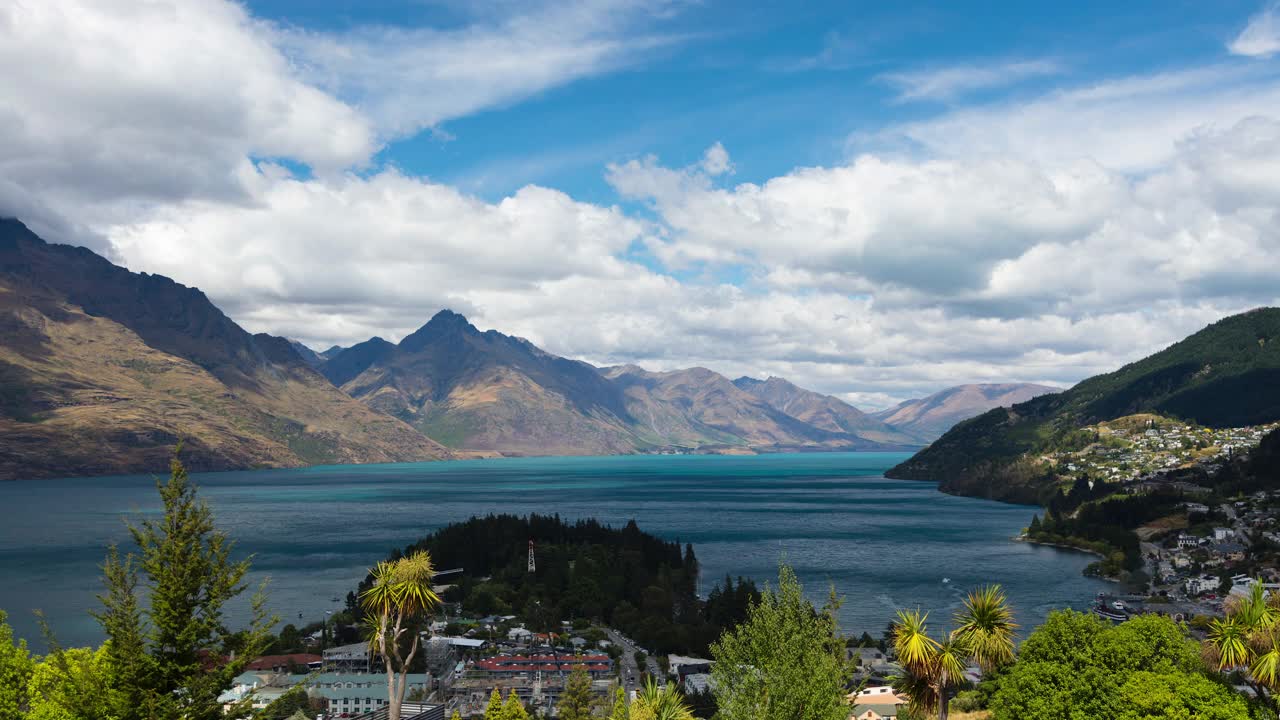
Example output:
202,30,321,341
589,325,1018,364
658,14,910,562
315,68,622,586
1015,536,1126,584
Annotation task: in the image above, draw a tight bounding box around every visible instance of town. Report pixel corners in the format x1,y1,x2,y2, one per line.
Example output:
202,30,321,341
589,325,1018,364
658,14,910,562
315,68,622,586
217,612,917,720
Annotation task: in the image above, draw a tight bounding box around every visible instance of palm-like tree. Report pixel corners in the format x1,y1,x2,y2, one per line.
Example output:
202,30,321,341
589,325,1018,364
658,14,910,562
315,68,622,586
630,676,695,720
952,585,1018,672
1206,581,1280,707
891,585,1017,720
361,550,442,720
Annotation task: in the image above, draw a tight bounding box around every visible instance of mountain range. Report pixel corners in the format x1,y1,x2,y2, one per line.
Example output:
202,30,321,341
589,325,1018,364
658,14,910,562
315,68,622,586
0,218,450,480
887,307,1280,502
871,383,1059,440
0,218,1049,479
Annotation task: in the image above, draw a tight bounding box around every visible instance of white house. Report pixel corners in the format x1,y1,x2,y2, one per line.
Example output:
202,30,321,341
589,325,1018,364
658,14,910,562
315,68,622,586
1185,575,1221,596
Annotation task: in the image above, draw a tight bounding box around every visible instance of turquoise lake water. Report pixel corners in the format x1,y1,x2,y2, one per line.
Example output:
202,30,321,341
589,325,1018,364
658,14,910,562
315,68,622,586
0,452,1107,648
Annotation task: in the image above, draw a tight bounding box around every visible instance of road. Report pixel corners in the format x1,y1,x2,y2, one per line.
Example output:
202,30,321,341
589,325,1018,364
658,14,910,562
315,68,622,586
604,628,665,691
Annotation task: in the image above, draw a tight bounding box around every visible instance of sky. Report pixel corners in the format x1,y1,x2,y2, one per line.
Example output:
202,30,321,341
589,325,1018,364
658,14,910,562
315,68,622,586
3,0,1280,409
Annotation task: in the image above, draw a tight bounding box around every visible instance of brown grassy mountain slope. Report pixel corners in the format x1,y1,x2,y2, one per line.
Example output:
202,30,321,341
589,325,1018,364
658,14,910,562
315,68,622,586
871,383,1062,442
324,311,638,455
732,376,921,446
0,218,449,480
603,365,881,451
325,314,914,455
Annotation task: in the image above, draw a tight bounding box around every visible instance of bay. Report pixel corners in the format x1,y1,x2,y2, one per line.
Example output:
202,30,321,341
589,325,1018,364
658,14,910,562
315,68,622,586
0,452,1108,649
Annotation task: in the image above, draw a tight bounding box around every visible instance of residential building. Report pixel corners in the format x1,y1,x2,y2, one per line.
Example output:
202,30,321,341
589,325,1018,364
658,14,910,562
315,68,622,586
324,642,373,672
1185,575,1222,596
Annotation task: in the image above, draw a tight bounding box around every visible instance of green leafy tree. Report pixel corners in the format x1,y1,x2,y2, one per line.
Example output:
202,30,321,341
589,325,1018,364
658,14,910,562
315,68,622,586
254,686,316,720
24,644,115,720
0,611,33,720
557,665,596,720
990,610,1248,719
710,564,851,720
450,711,462,720
361,550,442,720
892,585,1017,719
96,450,274,720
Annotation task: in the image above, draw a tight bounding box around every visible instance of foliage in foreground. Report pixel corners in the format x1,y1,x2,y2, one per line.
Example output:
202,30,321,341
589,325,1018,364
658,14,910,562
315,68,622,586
710,565,851,720
989,611,1253,719
892,585,1017,720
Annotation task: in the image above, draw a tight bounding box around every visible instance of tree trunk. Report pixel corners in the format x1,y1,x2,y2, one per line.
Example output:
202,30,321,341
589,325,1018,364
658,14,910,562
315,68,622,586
937,686,949,720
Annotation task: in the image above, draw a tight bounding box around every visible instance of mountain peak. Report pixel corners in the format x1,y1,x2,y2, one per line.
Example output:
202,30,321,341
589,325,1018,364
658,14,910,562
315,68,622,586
399,309,478,351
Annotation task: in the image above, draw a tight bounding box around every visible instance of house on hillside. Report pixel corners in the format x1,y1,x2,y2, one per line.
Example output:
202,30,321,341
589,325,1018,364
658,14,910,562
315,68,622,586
851,702,902,720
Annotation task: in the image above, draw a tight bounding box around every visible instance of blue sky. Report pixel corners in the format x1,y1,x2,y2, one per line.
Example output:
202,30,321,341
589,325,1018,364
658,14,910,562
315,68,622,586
4,0,1280,407
249,0,1261,201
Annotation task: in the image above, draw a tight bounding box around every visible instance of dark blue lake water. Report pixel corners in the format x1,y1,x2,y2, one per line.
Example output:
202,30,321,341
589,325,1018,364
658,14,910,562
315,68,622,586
0,452,1106,649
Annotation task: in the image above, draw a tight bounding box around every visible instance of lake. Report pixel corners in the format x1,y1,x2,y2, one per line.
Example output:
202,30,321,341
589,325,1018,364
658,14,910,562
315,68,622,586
0,452,1107,649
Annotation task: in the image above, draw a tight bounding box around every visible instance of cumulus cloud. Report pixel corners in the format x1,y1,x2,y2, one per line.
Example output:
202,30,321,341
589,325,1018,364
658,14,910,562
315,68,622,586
1231,3,1280,58
0,0,373,249
4,0,1280,407
880,59,1063,102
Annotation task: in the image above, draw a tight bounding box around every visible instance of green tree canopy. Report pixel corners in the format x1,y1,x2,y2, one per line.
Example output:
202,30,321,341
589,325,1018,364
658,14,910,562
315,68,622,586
24,644,115,720
710,564,850,720
95,450,274,720
990,611,1250,719
0,611,33,720
557,665,596,720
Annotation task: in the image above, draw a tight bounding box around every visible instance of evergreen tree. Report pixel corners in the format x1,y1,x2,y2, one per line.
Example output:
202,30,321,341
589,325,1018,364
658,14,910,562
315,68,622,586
0,610,33,720
557,665,595,720
96,449,274,720
710,564,851,720
484,688,504,720
502,690,529,720
1028,514,1042,534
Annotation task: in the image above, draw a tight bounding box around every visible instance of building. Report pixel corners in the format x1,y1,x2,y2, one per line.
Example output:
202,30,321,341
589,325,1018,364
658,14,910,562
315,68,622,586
1215,542,1247,562
473,653,613,679
1214,527,1235,541
245,653,323,673
357,702,445,720
1185,575,1221,596
851,702,902,720
666,654,712,679
324,642,373,672
295,672,431,717
1177,534,1200,549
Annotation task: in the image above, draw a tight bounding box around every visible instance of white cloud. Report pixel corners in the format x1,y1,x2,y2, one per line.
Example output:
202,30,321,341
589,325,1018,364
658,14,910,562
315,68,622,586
700,142,734,176
1231,3,1280,58
870,64,1280,173
0,0,373,249
881,59,1063,103
272,0,683,142
6,0,1280,408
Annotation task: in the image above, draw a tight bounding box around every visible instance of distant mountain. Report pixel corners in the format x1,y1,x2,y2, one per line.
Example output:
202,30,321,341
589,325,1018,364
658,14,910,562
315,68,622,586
288,340,325,367
871,383,1060,441
0,218,450,480
322,311,638,455
324,315,917,455
732,376,921,446
887,309,1280,502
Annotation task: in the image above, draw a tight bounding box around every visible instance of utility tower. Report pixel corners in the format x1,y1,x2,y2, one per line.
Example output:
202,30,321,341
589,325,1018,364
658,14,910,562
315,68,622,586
528,539,536,573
